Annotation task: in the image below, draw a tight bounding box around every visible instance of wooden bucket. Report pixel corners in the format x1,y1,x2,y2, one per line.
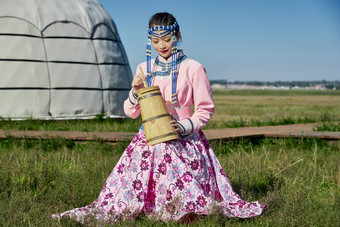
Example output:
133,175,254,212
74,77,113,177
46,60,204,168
137,86,179,146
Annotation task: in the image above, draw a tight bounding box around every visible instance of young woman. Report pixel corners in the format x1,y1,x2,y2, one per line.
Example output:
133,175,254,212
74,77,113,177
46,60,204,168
53,12,265,224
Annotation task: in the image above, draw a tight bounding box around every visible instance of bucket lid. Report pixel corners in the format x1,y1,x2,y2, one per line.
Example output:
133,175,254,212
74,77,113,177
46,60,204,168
137,86,160,96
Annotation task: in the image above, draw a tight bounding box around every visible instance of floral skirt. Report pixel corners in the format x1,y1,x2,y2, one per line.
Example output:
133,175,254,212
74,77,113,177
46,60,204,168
52,130,265,224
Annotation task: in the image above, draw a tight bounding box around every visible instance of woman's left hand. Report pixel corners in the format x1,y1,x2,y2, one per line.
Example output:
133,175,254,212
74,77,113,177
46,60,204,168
170,119,184,135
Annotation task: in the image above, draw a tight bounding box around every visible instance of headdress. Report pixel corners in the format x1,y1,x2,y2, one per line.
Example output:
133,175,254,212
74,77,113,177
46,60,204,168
146,21,180,104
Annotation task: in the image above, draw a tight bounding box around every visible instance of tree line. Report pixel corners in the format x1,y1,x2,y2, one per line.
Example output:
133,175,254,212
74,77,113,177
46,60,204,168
209,80,340,90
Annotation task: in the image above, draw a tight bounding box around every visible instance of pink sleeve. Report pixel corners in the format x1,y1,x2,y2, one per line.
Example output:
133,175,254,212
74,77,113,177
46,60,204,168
178,64,215,134
123,89,140,119
123,65,143,119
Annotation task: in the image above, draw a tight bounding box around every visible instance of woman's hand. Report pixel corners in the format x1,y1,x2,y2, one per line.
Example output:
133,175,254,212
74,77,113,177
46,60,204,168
132,67,147,95
170,119,184,135
131,72,146,95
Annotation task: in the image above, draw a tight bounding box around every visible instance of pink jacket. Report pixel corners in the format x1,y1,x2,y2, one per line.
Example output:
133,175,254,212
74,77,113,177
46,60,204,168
124,52,214,135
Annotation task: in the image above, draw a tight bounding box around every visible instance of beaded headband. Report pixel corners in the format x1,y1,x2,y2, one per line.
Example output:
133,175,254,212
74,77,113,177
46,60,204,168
146,21,180,104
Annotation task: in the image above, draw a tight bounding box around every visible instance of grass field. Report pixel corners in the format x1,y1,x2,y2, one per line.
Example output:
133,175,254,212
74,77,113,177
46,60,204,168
0,137,339,226
0,89,339,132
207,89,340,129
0,89,339,226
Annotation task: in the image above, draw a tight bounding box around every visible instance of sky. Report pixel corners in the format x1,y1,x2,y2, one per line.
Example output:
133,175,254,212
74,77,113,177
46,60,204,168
98,0,340,82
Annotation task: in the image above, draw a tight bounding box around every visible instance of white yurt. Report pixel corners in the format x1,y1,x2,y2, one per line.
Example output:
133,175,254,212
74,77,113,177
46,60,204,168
0,0,132,119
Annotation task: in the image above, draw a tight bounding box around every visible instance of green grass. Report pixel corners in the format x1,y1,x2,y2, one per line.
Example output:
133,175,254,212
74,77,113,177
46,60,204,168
0,115,142,132
0,89,339,226
210,89,340,125
0,137,339,226
205,116,318,129
314,122,340,132
1,89,339,132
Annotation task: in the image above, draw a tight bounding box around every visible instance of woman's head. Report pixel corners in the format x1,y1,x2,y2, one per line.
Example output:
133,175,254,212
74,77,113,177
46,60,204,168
147,12,181,59
148,12,181,40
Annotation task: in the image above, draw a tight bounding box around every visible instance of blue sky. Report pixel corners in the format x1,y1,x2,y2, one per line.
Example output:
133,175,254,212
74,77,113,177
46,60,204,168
98,0,340,82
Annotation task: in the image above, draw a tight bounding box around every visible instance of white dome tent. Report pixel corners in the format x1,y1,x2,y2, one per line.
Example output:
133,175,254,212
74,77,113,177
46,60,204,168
0,0,132,120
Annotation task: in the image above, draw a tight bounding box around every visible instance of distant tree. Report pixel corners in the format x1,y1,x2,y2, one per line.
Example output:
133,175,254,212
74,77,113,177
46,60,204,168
209,79,340,90
210,79,228,85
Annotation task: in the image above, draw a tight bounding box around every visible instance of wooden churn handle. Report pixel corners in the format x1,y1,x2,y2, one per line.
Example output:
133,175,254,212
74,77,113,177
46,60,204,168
138,66,148,88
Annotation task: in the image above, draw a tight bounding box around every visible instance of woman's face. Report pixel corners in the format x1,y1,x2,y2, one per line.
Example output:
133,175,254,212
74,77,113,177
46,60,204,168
151,31,173,60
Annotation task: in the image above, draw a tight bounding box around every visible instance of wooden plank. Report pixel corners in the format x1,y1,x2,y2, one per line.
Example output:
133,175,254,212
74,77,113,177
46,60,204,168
264,131,340,140
0,130,136,142
0,123,338,142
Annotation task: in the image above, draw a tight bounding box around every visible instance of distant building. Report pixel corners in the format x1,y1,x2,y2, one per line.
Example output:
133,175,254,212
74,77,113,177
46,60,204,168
211,84,226,89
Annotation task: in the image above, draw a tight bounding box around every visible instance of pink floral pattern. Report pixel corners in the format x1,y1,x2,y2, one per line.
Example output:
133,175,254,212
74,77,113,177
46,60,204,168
52,130,265,224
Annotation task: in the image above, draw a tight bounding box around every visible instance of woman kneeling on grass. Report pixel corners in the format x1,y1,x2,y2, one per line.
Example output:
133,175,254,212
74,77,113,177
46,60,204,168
52,12,266,224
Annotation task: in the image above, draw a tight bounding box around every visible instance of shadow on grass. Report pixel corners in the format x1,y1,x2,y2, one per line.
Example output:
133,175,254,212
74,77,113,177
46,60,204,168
232,172,282,196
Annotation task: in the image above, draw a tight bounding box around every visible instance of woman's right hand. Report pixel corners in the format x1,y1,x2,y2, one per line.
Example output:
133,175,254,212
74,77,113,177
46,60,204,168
131,68,147,95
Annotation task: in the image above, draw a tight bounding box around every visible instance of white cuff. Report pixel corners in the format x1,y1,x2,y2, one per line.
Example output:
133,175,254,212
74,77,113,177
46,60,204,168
128,89,138,105
177,118,194,135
